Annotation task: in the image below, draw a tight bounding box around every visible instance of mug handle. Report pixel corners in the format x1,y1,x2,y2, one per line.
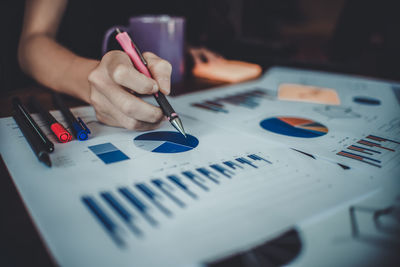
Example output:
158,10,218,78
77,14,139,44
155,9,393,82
101,25,128,56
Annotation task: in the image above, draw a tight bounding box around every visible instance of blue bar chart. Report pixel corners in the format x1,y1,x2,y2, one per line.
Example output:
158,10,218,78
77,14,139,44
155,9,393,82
88,143,129,164
191,88,274,113
81,153,272,246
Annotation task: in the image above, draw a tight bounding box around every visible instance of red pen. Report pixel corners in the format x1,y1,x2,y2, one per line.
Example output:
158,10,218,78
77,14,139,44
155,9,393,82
30,96,72,143
115,28,186,138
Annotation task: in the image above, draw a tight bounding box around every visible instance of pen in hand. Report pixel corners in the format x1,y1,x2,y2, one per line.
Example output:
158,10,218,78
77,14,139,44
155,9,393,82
115,28,187,138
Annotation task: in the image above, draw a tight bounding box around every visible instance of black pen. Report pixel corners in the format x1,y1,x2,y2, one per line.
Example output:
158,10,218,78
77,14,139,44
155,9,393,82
115,28,187,138
12,97,52,167
30,96,72,143
53,93,91,141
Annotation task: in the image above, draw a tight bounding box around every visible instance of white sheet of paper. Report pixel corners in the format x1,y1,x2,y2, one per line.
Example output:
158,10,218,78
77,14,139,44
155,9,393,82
0,103,378,267
172,67,400,175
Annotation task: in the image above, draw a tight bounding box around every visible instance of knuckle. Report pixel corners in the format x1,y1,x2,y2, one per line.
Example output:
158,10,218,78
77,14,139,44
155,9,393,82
124,119,138,130
120,99,137,116
143,51,156,58
136,76,155,93
149,109,163,123
154,60,172,73
104,50,125,60
112,64,128,82
88,69,101,85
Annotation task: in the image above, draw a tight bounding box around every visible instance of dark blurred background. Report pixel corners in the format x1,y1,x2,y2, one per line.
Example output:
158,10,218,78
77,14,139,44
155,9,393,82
1,1,400,266
1,0,399,93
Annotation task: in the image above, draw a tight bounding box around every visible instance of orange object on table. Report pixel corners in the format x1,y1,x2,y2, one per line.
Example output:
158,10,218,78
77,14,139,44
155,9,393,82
278,83,341,105
192,59,262,83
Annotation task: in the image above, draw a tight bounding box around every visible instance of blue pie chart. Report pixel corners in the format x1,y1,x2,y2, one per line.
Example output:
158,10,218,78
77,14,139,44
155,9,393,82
134,131,199,153
260,117,328,138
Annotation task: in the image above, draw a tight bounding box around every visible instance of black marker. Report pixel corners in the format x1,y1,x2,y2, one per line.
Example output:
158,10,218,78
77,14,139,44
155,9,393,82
53,93,91,141
12,97,52,167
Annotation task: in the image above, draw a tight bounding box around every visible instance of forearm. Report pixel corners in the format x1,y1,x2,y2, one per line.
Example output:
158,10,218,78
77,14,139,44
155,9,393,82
18,34,98,103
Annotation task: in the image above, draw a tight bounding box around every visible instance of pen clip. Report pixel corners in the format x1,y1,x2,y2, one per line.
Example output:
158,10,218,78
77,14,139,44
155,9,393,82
78,117,91,134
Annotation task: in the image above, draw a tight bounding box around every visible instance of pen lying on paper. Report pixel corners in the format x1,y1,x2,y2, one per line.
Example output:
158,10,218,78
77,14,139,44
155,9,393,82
53,93,91,141
12,97,52,167
115,28,187,138
29,96,72,143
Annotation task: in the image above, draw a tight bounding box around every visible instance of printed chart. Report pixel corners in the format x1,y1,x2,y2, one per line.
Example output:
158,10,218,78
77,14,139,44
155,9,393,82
259,117,328,138
190,87,274,113
81,153,272,246
337,134,400,168
134,131,199,153
88,143,129,164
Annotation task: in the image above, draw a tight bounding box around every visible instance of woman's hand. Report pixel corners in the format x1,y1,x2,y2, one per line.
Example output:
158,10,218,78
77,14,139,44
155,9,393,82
88,50,172,130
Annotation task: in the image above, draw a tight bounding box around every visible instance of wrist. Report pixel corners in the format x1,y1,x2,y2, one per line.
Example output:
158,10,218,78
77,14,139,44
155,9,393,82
62,56,99,104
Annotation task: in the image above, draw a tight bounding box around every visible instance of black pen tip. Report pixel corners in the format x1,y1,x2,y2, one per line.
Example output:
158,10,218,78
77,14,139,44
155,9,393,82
39,152,52,167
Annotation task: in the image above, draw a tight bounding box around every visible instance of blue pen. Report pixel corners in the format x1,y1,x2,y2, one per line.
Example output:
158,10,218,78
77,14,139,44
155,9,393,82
53,93,90,141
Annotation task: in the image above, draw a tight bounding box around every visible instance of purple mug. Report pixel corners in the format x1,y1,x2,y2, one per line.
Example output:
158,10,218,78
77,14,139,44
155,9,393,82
103,15,186,84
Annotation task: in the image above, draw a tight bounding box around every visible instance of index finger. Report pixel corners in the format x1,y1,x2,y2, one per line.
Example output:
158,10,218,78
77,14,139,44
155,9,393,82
143,52,172,95
100,81,164,123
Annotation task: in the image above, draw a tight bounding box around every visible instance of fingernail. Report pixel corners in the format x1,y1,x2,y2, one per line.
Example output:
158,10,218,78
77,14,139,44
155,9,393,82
159,77,170,95
152,83,158,92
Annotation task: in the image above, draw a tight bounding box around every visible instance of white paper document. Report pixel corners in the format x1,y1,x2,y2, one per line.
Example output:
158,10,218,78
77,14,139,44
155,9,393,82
1,67,399,266
173,67,400,174
0,107,375,267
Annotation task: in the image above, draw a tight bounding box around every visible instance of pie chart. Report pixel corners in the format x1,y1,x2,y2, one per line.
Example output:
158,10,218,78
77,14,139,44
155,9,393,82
260,117,328,138
134,131,199,153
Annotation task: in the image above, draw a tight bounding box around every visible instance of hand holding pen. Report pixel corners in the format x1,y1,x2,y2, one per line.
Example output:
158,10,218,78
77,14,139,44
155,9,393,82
114,28,186,137
87,42,175,132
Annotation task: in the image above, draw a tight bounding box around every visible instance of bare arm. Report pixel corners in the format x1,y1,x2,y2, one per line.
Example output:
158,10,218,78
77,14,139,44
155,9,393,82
18,0,97,102
18,0,172,130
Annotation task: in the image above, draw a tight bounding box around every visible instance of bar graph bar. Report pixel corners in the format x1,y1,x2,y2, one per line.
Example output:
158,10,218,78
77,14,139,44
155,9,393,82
152,179,185,208
118,187,157,226
236,157,258,168
337,151,381,168
248,154,272,164
82,196,125,246
167,175,198,199
223,161,244,170
182,171,209,191
100,192,141,236
135,183,172,217
357,139,394,152
196,168,220,183
88,143,129,164
210,164,234,178
347,145,380,155
366,134,400,144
